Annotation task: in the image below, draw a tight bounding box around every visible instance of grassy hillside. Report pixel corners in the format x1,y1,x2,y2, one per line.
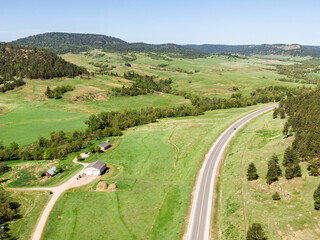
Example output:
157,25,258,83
42,104,274,240
0,51,311,146
215,111,320,239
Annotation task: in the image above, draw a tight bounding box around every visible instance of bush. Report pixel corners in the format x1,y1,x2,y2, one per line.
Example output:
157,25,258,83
246,223,267,240
272,192,281,200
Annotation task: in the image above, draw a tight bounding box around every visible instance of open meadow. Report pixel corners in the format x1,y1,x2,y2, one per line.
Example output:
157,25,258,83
0,50,315,240
215,111,320,239
0,52,310,146
41,104,274,240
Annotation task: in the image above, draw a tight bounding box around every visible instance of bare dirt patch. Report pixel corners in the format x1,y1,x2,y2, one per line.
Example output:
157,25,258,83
71,86,109,103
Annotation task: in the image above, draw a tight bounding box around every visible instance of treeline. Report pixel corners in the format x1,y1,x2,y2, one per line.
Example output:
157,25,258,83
112,85,147,96
276,59,320,84
0,76,25,92
44,85,74,99
0,106,202,161
278,89,320,178
0,44,88,80
0,85,307,161
112,71,172,96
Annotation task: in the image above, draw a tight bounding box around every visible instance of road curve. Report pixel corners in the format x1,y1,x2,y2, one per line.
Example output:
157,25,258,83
185,105,277,240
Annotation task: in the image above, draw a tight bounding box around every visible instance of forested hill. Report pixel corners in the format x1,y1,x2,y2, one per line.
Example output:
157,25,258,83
184,44,320,57
10,32,206,58
0,44,88,79
11,32,126,54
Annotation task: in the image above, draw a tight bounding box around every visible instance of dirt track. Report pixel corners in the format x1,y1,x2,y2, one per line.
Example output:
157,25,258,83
9,158,99,240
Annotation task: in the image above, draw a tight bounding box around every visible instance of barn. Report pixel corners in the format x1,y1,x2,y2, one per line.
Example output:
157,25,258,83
84,161,107,176
42,166,57,177
99,140,112,151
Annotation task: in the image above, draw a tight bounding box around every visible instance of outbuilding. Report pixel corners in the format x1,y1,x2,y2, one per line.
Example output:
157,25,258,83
84,161,107,176
99,140,112,151
42,166,57,177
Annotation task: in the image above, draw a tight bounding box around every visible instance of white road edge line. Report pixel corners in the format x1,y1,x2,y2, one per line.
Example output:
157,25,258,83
184,105,277,240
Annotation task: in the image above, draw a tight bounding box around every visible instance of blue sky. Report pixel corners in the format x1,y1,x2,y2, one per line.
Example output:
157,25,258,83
1,0,319,45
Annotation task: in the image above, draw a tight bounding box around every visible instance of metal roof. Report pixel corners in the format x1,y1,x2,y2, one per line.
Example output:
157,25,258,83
46,166,57,176
85,161,106,170
99,142,111,148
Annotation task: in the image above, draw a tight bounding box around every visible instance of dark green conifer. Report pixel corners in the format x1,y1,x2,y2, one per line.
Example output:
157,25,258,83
272,192,281,200
313,184,320,210
246,223,267,240
247,163,259,181
266,155,282,185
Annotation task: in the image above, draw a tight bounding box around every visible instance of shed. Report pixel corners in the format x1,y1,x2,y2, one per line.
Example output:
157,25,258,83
99,141,112,151
42,166,57,177
84,161,107,176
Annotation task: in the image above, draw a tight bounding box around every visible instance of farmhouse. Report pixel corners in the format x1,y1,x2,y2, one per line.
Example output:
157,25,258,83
99,140,112,151
84,161,107,176
42,166,57,177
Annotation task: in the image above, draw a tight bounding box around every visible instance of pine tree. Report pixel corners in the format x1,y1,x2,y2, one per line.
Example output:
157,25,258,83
273,108,279,119
283,146,291,167
272,192,281,200
285,164,302,179
293,164,302,177
247,163,259,181
246,223,267,240
308,159,320,176
313,184,320,210
285,165,295,179
283,122,289,136
266,155,282,185
279,108,286,119
270,154,282,176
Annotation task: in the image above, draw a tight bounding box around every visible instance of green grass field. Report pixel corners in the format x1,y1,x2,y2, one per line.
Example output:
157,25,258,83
0,51,315,240
41,104,274,240
216,111,320,239
2,156,82,188
6,190,50,240
0,51,311,146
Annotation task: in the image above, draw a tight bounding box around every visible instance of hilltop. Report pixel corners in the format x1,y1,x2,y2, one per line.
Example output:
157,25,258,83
10,32,206,58
185,43,320,57
0,44,87,81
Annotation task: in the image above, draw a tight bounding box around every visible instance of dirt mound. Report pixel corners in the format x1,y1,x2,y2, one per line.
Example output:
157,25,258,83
96,181,109,191
107,184,117,192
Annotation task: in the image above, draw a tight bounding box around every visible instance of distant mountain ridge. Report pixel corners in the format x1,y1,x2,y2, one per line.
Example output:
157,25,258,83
10,32,205,58
9,32,320,57
184,43,320,57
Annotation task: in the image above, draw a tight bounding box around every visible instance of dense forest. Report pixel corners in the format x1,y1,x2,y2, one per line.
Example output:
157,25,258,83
0,44,88,81
10,32,206,58
279,89,320,169
11,32,126,54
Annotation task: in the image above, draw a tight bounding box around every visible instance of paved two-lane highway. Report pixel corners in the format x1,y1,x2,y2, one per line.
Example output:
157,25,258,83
185,105,277,240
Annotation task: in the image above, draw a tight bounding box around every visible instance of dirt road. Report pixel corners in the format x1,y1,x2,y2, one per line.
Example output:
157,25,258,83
9,158,99,240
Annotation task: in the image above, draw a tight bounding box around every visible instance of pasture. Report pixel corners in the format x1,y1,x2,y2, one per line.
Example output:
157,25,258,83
216,111,320,239
42,104,274,240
